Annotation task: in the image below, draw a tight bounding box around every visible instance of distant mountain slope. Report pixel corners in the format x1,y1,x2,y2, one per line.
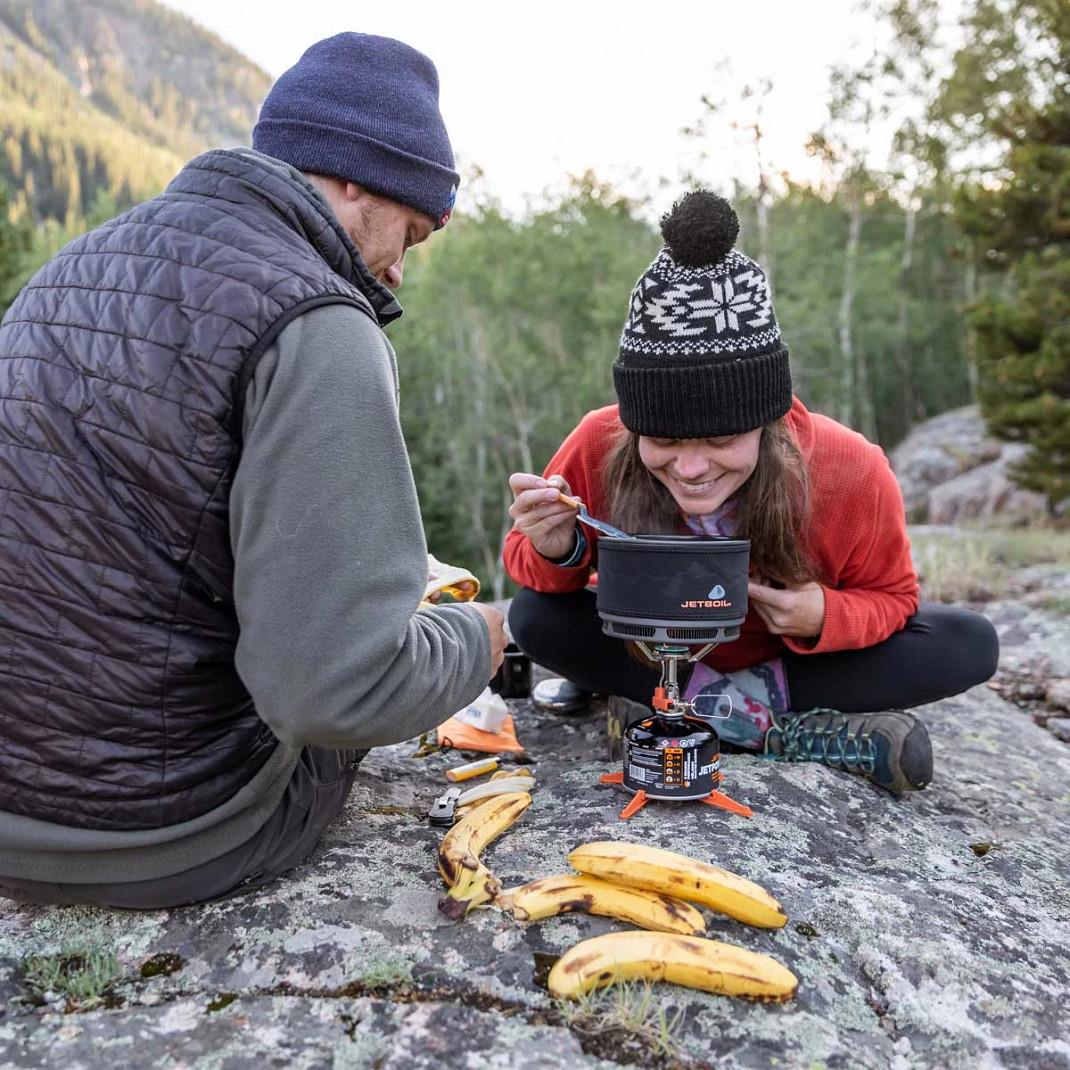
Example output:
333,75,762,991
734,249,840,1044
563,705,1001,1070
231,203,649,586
0,0,271,224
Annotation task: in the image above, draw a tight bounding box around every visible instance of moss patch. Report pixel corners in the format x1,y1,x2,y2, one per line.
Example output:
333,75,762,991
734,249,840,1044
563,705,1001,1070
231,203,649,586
139,952,184,978
206,992,237,1013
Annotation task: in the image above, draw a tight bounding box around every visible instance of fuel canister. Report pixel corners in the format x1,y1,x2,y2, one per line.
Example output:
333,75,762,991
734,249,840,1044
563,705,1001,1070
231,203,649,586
622,713,721,801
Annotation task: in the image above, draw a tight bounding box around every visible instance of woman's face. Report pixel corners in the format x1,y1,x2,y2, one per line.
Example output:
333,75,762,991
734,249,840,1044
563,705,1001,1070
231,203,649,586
637,429,763,514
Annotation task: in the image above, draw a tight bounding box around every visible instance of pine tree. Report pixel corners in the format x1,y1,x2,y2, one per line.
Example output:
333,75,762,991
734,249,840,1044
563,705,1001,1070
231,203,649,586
942,1,1070,512
0,181,33,316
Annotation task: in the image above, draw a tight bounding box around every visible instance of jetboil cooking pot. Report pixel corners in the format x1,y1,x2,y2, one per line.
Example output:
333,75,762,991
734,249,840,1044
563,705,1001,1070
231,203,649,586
595,534,751,645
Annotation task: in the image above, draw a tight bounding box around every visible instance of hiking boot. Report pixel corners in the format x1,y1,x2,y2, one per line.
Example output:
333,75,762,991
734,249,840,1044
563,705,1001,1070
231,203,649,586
763,708,932,795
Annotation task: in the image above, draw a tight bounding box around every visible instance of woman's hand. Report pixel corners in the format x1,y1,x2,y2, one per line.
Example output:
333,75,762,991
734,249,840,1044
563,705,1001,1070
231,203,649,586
508,472,581,561
747,580,826,639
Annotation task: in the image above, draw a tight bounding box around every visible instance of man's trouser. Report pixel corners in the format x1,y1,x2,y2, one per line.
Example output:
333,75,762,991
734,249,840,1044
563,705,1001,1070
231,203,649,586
0,747,364,910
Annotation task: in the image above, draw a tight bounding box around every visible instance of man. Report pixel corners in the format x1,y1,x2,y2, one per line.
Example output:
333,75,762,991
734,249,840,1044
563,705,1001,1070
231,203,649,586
0,33,506,908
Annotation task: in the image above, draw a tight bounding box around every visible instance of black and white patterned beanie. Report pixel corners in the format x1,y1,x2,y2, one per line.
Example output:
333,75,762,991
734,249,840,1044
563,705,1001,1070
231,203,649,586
613,191,792,439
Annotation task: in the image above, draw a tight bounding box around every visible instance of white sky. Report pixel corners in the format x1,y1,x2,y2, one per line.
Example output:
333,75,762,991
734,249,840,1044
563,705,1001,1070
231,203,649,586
159,0,957,217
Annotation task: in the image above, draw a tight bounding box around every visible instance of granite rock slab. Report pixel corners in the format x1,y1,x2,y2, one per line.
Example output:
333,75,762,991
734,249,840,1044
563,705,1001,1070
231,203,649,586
2,619,1069,1069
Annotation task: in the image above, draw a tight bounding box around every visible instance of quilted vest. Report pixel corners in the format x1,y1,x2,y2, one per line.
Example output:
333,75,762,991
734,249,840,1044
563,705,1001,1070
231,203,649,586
0,150,398,830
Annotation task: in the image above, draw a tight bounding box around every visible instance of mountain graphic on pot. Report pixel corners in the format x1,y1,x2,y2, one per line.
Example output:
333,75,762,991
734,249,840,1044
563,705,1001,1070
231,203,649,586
707,585,726,599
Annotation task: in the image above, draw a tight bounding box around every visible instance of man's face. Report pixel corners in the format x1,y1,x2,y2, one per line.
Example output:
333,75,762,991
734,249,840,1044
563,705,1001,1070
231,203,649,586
336,183,436,288
637,429,763,515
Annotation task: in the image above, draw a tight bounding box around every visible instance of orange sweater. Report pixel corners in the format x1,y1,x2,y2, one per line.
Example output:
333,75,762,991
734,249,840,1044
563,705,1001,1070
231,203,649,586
502,398,919,672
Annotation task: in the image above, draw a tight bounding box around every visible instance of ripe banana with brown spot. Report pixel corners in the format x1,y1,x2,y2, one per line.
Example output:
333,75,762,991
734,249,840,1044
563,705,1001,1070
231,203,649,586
547,930,798,1002
508,874,705,936
567,841,787,929
437,791,531,919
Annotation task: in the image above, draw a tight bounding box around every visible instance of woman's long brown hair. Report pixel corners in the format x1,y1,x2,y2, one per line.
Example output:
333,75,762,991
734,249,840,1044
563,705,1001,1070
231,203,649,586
602,419,817,586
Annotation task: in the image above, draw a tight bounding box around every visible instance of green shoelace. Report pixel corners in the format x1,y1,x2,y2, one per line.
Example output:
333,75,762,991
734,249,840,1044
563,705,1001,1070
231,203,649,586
764,709,878,774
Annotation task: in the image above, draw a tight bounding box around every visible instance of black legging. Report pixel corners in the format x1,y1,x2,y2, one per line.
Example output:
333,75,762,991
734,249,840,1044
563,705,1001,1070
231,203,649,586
509,587,999,714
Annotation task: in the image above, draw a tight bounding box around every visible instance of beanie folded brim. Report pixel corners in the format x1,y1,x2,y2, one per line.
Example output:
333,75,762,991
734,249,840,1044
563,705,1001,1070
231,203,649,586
253,117,460,225
612,346,792,438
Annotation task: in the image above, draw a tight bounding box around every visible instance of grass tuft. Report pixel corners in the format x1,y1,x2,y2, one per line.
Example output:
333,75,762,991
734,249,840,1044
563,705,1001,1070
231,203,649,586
557,981,685,1062
22,948,121,1007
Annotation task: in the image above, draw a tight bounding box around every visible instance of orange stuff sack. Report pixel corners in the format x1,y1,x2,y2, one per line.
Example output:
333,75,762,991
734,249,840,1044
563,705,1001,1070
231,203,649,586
436,713,525,755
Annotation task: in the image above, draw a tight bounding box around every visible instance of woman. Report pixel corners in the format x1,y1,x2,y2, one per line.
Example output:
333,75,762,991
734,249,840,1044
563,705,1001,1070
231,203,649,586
503,191,998,795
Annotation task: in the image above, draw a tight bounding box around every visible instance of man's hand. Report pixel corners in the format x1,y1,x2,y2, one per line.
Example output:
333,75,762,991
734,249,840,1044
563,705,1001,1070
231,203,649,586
747,580,826,639
468,602,508,678
508,472,580,561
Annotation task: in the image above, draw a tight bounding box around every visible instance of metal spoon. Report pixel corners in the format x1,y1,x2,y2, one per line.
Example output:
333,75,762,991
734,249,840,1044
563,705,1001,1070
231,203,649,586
558,493,636,541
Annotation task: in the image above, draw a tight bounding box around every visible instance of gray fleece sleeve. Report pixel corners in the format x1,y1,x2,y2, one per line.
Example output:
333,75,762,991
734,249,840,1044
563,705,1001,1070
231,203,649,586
229,302,491,750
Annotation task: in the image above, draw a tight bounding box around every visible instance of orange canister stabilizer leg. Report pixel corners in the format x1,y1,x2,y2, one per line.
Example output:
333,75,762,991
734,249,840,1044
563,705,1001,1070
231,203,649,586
619,790,649,820
701,789,753,818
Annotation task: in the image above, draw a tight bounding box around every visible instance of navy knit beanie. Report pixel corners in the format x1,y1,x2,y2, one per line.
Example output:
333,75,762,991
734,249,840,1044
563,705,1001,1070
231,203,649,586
253,33,459,228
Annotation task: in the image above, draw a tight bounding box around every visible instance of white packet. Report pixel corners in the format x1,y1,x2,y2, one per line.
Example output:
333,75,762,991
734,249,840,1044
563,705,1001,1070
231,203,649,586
453,687,509,734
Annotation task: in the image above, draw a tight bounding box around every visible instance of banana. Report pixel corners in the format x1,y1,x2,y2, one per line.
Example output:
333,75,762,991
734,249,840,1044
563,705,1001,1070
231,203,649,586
509,874,705,936
547,930,798,1002
438,791,531,919
567,841,787,929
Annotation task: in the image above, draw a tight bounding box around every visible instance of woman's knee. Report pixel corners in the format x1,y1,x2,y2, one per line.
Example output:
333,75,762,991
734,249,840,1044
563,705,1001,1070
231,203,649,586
968,611,1000,684
919,603,1000,690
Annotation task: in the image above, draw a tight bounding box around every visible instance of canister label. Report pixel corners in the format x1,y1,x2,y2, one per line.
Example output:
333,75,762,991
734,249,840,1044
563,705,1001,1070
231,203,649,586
623,738,721,798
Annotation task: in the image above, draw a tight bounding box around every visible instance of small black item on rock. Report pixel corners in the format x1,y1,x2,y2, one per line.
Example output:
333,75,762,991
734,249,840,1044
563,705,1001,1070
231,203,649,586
490,643,532,699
